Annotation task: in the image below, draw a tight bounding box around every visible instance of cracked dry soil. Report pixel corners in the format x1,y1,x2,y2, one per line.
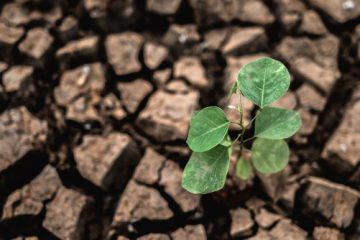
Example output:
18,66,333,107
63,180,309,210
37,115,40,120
1,0,360,239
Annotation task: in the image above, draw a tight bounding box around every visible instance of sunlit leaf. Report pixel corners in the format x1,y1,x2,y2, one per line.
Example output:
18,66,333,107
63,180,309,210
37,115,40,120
187,106,230,152
255,107,301,139
237,57,290,108
182,144,230,194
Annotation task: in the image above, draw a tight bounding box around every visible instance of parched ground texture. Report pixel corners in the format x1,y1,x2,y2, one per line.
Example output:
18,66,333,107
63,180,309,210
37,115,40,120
1,0,360,239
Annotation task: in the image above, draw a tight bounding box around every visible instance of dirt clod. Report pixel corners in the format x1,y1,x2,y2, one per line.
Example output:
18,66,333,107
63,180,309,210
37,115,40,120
313,226,345,240
105,32,144,76
230,207,254,238
146,0,182,15
112,180,173,226
302,177,360,228
174,56,208,89
117,79,153,114
74,133,141,192
171,225,207,240
137,89,199,142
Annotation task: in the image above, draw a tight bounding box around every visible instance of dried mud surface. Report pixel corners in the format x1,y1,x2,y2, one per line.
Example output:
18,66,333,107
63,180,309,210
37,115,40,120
1,0,360,239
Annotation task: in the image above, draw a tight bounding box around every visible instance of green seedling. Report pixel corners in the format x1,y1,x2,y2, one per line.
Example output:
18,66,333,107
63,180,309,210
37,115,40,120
182,57,301,194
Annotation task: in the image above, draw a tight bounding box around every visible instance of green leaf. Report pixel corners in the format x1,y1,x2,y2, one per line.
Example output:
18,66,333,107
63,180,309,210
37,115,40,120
190,110,200,125
236,157,252,180
255,107,301,139
226,82,237,102
251,138,289,174
237,57,290,108
187,106,230,152
182,144,230,194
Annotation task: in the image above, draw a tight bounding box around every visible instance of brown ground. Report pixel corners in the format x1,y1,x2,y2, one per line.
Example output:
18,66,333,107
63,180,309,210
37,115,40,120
0,0,360,239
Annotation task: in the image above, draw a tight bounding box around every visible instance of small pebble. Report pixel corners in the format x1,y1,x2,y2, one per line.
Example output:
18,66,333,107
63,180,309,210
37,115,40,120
342,0,355,11
84,123,92,130
81,65,91,73
340,143,347,153
128,223,136,233
178,34,188,44
228,105,238,110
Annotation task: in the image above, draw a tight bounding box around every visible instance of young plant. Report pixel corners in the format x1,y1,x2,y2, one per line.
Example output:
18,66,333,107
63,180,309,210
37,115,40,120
181,57,301,194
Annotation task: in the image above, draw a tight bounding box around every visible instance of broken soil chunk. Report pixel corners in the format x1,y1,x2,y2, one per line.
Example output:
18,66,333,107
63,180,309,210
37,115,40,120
256,166,291,202
3,1,63,26
165,80,189,93
18,27,54,60
245,197,266,213
296,108,318,136
162,24,200,47
66,96,102,123
133,148,166,185
56,36,99,69
43,186,94,240
54,63,106,124
269,219,307,240
105,32,144,76
74,133,141,191
159,160,201,212
83,0,108,17
137,89,199,142
313,226,345,240
144,42,168,69
204,28,228,51
278,181,300,212
302,177,360,228
2,165,61,220
0,107,47,173
276,35,340,94
146,0,182,15
275,0,306,31
189,0,239,27
54,63,105,106
237,0,275,25
2,66,34,92
221,27,266,56
112,180,173,226
153,68,172,87
300,10,328,36
100,93,127,120
247,229,271,240
12,237,39,240
296,83,326,111
255,209,282,228
117,79,153,114
0,62,8,74
321,93,360,173
171,225,207,240
1,3,31,26
270,91,297,110
291,57,339,94
117,237,129,240
137,234,170,240
174,56,208,89
58,15,79,42
0,21,24,60
230,207,254,238
307,0,360,24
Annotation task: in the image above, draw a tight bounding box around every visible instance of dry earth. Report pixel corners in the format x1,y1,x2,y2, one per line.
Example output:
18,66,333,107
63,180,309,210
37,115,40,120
0,0,360,239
